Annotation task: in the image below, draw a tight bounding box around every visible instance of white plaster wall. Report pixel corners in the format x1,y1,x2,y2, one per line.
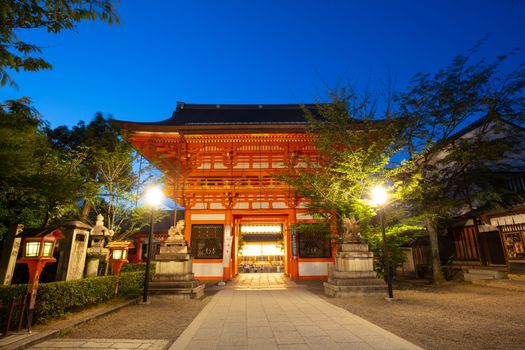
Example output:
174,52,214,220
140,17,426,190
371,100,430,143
197,162,212,169
191,213,226,221
252,202,270,209
193,263,223,277
233,202,249,209
233,162,250,169
298,262,329,276
490,214,525,226
272,202,288,209
214,162,227,169
296,213,314,220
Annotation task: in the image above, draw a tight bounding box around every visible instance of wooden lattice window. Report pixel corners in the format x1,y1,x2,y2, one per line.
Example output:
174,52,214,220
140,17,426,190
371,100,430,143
191,224,223,259
450,226,479,261
297,225,332,258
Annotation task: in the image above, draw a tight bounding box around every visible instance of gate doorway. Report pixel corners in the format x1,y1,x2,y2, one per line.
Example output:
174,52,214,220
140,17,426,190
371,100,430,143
237,223,285,274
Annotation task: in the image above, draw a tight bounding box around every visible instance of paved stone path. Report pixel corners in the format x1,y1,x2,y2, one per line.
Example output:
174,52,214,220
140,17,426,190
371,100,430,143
29,273,423,350
228,273,294,289
30,338,170,350
172,287,422,350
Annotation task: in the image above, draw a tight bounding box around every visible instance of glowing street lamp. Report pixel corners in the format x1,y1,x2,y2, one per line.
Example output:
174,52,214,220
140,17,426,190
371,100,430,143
143,185,164,303
371,185,394,300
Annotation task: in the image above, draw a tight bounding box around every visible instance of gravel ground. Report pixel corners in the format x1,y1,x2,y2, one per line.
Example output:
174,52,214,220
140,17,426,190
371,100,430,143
56,280,525,350
310,281,525,350
61,293,212,340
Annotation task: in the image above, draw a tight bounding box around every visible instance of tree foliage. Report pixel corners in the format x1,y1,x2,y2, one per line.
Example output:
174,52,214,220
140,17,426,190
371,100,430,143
0,0,119,86
0,99,90,240
0,110,153,243
393,49,525,281
281,47,525,282
281,90,402,237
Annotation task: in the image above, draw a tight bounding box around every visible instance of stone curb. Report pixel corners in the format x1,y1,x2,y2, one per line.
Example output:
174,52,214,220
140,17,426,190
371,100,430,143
1,298,139,350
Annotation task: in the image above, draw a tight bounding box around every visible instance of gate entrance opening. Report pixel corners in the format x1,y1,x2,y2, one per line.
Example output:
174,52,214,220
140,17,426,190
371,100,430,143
238,223,284,273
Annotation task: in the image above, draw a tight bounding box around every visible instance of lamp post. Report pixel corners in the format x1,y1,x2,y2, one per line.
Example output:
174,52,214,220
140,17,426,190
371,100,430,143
371,186,394,300
143,186,164,303
17,228,63,328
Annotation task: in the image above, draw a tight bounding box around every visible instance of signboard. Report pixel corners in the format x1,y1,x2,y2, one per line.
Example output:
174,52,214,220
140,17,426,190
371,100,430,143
223,225,233,267
291,226,297,257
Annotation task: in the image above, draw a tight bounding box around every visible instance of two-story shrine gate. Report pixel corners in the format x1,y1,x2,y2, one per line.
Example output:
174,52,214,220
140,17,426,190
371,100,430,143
112,103,334,281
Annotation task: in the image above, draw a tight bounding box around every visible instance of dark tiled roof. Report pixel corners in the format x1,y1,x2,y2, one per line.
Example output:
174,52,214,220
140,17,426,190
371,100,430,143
165,103,316,126
112,103,320,129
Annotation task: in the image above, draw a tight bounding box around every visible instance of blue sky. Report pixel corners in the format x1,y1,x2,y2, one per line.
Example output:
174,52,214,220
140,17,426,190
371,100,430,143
3,0,525,128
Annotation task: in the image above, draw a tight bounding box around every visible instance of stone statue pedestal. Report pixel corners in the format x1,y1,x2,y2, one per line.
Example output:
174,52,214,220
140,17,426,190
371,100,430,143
149,239,204,299
324,243,386,297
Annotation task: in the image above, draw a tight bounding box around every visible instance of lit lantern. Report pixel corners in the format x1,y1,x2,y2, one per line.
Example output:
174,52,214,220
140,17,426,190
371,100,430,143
17,228,64,327
107,241,133,296
107,241,132,276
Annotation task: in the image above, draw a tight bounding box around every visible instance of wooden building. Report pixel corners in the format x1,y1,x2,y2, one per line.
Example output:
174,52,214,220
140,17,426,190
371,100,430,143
112,103,336,281
441,118,525,280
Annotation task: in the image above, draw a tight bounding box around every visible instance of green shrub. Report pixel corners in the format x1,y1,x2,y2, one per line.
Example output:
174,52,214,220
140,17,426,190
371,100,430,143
121,262,155,273
0,284,27,329
119,271,145,298
0,271,146,325
34,275,116,323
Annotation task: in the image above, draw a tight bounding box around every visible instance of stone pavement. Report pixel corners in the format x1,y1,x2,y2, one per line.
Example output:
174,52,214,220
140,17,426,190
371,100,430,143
29,338,170,350
25,273,423,350
171,282,423,350
226,272,293,289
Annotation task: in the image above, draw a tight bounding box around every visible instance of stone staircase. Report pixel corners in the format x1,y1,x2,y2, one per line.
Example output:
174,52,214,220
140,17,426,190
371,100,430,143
463,268,507,281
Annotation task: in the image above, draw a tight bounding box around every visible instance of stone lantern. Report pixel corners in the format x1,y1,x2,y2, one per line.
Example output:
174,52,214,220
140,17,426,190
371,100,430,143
84,215,114,277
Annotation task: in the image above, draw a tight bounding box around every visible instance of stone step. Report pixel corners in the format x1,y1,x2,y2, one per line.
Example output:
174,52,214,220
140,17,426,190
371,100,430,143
464,268,507,281
149,284,205,299
153,273,195,282
149,280,202,289
327,277,385,286
324,282,386,297
331,270,377,279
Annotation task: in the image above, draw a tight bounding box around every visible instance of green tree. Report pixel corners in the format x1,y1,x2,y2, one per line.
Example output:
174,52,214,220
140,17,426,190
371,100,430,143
0,99,86,240
0,0,119,86
46,114,156,237
281,90,402,241
395,49,525,282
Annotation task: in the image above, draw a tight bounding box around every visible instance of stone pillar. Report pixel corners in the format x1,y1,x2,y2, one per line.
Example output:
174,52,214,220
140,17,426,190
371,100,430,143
0,224,24,285
55,221,92,281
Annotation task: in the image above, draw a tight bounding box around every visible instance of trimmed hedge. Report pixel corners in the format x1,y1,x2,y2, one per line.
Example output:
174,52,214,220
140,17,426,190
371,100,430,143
120,262,156,273
0,270,145,325
119,271,145,298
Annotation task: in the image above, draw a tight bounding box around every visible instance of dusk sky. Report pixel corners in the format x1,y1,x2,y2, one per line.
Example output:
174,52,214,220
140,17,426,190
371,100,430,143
3,0,525,128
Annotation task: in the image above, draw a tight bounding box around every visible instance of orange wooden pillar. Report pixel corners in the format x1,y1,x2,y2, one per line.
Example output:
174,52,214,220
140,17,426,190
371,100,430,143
184,208,192,245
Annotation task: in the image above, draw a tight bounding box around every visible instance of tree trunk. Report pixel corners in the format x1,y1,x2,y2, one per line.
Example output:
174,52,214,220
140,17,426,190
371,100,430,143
425,218,445,283
80,200,91,221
